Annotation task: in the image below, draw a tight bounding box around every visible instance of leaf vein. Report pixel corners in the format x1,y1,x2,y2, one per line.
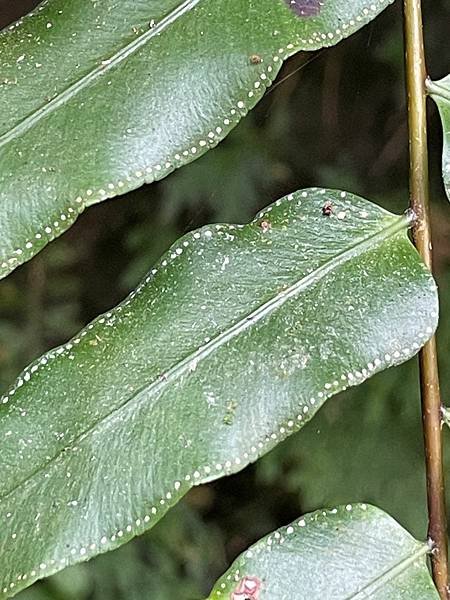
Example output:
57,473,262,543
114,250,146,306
0,0,201,150
0,212,408,502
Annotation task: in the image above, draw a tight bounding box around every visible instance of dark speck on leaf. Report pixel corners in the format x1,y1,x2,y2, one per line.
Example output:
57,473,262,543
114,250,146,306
223,400,238,426
285,0,322,17
322,201,333,216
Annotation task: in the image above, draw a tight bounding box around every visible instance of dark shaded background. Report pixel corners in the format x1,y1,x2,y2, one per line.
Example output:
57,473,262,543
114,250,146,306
1,1,450,599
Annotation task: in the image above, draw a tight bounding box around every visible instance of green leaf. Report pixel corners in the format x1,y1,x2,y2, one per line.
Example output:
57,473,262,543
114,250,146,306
0,188,437,597
442,406,450,429
0,0,394,279
207,504,438,599
428,75,450,200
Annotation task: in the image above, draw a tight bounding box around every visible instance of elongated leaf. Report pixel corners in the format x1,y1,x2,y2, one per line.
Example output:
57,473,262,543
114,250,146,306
0,188,437,597
428,76,450,200
207,504,438,599
0,0,394,279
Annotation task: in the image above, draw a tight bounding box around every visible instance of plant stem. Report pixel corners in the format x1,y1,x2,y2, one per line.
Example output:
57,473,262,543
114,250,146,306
403,1,449,596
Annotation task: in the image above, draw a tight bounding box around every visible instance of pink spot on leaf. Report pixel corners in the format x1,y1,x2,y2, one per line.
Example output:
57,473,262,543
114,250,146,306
285,0,322,17
231,576,261,600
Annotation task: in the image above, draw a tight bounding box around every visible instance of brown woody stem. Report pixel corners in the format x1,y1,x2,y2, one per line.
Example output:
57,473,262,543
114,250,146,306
403,0,448,596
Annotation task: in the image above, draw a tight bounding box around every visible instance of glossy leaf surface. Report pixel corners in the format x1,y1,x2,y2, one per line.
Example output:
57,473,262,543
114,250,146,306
0,0,394,278
441,407,450,430
208,504,438,599
0,188,437,596
428,75,450,200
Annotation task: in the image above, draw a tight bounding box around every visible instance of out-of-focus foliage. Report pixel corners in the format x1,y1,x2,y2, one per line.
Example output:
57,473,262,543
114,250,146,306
0,1,449,599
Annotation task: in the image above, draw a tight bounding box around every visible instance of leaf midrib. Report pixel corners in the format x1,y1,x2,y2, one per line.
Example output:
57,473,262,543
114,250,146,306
0,0,201,150
344,542,430,599
427,79,450,103
0,213,408,502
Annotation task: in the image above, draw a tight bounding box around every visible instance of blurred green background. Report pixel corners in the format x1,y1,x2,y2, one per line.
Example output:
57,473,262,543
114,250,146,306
1,1,450,598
